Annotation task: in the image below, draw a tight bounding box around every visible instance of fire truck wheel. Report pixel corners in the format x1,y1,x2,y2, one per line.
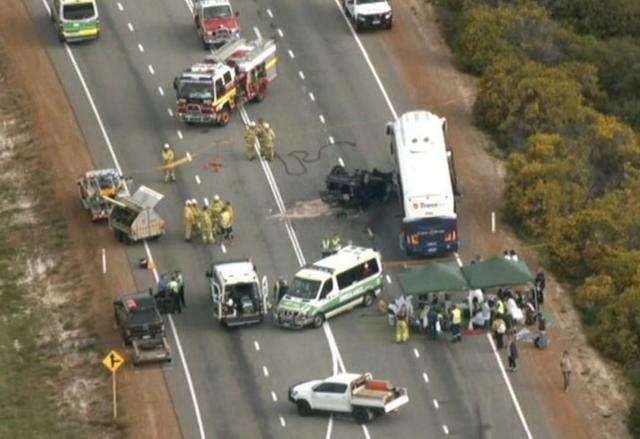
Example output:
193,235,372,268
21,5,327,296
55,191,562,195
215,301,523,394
202,41,210,51
217,107,231,126
254,85,267,103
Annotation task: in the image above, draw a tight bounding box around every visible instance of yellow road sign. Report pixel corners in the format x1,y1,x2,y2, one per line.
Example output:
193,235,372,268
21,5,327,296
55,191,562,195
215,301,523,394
102,350,125,373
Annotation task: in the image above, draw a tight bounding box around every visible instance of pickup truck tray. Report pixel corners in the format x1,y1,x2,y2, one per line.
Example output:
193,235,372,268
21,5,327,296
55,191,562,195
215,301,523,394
131,336,172,366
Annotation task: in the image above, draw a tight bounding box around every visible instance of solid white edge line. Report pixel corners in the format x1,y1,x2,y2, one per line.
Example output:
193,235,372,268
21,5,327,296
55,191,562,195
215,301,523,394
332,0,397,119
101,248,106,274
325,415,334,439
40,0,206,433
254,340,260,351
195,175,201,185
487,333,534,438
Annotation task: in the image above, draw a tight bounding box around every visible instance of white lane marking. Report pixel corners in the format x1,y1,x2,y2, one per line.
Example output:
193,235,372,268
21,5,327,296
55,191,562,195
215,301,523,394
279,416,286,427
204,197,210,207
117,2,123,11
362,425,371,439
195,175,201,185
39,0,206,433
262,365,269,377
221,243,227,254
367,227,373,237
423,372,429,383
266,8,273,18
148,65,155,75
455,253,463,266
101,248,106,274
254,340,260,351
329,136,335,144
168,108,174,117
298,70,305,80
253,26,262,41
325,415,334,439
413,348,420,359
338,157,344,167
127,22,134,32
433,399,439,409
138,43,144,53
319,114,325,124
309,92,315,101
158,86,164,96
487,333,533,438
277,28,284,38
332,0,397,119
177,130,183,139
271,391,278,402
443,425,450,435
323,323,346,373
385,274,392,284
288,49,295,59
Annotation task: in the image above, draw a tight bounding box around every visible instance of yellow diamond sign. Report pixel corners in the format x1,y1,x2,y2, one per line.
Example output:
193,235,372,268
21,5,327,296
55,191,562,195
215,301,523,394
102,350,125,373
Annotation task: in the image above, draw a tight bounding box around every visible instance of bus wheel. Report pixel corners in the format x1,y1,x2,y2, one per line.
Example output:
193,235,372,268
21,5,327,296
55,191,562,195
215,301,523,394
312,313,325,328
217,107,231,126
362,292,375,307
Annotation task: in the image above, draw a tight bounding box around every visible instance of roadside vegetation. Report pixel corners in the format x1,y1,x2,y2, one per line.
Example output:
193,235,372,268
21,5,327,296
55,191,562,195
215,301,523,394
0,46,119,438
435,0,640,435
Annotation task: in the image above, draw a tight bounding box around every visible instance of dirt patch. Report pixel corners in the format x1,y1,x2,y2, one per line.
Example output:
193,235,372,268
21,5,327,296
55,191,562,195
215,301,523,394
0,1,181,438
384,0,631,438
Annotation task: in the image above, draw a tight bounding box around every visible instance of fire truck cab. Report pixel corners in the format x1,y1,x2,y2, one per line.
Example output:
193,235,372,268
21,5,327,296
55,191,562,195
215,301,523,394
174,38,277,126
193,0,240,50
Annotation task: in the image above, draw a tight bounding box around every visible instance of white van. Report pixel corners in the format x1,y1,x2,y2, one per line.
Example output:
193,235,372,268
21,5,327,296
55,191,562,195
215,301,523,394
276,246,383,328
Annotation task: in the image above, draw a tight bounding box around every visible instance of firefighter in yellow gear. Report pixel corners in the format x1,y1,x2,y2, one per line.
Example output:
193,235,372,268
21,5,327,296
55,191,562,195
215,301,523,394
245,121,258,160
211,194,225,214
330,234,342,252
219,205,233,243
184,199,195,241
258,122,276,161
395,304,410,343
162,143,176,182
200,207,214,244
189,199,201,235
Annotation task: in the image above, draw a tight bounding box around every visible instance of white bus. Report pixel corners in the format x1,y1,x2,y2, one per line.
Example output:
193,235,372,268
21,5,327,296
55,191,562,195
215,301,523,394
386,111,458,256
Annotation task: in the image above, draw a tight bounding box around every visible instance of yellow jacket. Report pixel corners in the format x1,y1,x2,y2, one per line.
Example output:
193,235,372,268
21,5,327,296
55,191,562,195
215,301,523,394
162,148,175,164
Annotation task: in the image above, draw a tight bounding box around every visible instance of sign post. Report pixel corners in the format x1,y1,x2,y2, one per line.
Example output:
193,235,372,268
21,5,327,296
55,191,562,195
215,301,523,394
102,350,125,419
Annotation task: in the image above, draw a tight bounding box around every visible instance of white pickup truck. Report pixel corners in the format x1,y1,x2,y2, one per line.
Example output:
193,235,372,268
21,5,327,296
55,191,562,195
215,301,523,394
288,372,409,424
343,0,393,32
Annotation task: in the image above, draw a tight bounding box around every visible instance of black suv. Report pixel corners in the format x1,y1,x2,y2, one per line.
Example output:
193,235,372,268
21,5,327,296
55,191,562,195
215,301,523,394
113,292,165,345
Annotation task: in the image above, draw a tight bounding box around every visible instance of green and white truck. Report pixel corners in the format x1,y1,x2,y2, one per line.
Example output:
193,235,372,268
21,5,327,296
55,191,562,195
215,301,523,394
276,246,383,328
51,0,100,42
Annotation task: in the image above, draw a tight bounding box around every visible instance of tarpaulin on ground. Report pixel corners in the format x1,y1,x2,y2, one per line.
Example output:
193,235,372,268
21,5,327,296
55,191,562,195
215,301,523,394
461,257,533,289
398,262,469,295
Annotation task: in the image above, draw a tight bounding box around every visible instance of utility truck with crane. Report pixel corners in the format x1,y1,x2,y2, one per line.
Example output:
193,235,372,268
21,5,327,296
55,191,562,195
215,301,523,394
173,37,278,126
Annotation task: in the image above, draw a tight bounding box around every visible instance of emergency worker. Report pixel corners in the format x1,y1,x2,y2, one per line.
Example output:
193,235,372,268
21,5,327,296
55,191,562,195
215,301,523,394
245,121,258,160
330,234,342,253
258,122,276,161
190,199,201,235
162,143,176,182
211,194,225,214
175,270,186,308
451,306,462,342
395,303,410,343
321,238,332,258
184,200,194,241
220,203,234,243
200,207,215,244
168,275,181,314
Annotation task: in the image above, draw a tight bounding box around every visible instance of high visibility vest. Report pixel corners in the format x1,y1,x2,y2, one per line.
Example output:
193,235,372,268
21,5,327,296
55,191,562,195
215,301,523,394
497,300,505,315
322,239,331,250
452,308,462,325
162,149,175,164
331,237,342,251
175,274,184,289
212,200,225,214
184,206,194,222
220,210,232,228
168,280,179,295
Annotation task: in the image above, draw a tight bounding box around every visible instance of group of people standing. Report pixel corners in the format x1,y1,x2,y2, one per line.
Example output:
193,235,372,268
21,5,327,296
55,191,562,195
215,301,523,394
183,194,234,245
245,118,276,161
155,271,185,314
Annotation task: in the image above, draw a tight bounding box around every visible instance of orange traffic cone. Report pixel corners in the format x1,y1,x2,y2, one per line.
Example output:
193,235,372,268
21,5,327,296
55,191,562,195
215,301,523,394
147,260,157,270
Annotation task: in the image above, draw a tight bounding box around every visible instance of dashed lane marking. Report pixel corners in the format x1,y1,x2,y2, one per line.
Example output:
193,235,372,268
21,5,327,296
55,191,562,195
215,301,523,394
127,22,134,32
367,227,373,237
168,108,173,117
423,372,429,383
433,399,439,409
413,348,420,359
329,136,335,144
298,71,305,80
204,197,210,207
177,129,183,139
254,340,260,351
288,49,294,59
195,175,201,184
443,425,450,435
221,243,227,254
319,114,325,124
138,43,144,53
148,64,155,75
266,8,273,18
338,157,344,167
271,391,278,402
309,92,315,101
279,416,286,427
253,26,262,41
277,28,284,37
117,2,123,11
385,274,392,284
158,86,164,96
263,366,269,377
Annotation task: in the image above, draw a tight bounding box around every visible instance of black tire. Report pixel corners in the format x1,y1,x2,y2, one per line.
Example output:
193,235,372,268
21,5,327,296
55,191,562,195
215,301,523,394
353,407,372,424
296,400,313,417
330,165,347,176
362,292,375,307
312,313,325,328
386,19,393,30
202,40,210,51
217,106,231,126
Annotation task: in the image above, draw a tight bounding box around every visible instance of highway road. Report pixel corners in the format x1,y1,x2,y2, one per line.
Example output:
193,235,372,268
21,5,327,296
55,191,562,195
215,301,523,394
24,0,557,437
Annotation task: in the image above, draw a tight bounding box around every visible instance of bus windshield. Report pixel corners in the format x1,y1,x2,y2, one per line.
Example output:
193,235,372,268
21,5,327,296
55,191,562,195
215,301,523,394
286,277,321,300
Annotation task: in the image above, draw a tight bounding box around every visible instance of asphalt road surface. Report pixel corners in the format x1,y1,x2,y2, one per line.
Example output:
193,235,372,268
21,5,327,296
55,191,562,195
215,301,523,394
24,0,557,437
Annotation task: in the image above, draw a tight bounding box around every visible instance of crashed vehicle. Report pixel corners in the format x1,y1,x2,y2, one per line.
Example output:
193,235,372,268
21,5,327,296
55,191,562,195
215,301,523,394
320,165,394,210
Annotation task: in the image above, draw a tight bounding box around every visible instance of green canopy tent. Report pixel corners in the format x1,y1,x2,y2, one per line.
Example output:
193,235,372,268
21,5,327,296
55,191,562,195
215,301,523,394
398,262,469,295
461,256,534,290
